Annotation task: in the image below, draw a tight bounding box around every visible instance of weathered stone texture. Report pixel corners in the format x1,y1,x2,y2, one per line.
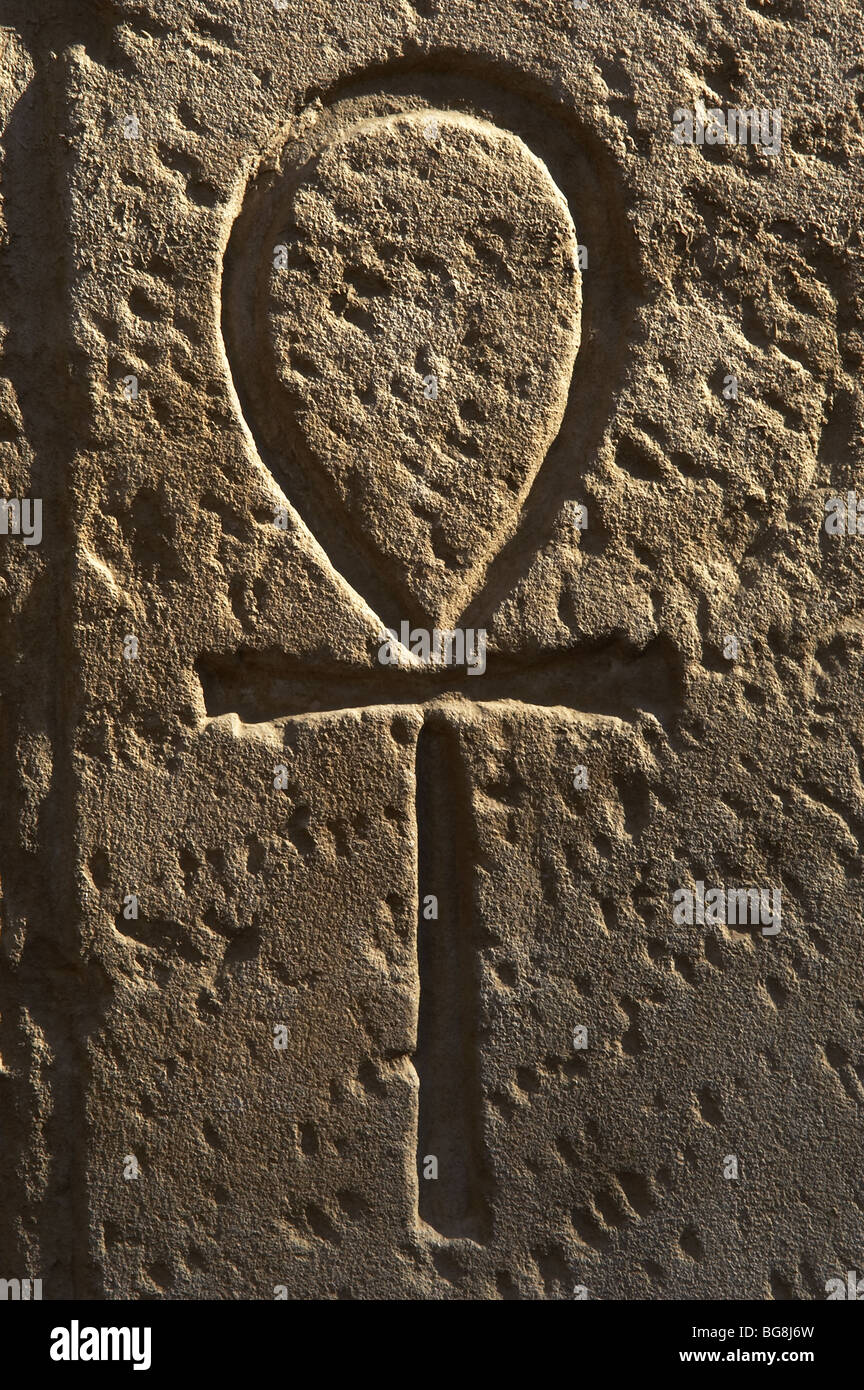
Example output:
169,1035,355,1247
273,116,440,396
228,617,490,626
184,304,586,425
1,0,863,1299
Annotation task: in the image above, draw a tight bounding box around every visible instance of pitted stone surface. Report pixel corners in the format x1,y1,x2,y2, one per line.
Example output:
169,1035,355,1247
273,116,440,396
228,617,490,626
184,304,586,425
256,110,581,626
1,0,863,1305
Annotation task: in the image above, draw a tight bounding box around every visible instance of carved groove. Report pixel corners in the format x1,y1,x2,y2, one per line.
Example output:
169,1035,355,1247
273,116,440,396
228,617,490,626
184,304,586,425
196,634,684,726
415,715,490,1240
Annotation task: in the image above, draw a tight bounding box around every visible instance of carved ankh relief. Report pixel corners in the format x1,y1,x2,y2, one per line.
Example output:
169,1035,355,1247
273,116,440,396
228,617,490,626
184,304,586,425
216,103,609,1244
226,108,582,628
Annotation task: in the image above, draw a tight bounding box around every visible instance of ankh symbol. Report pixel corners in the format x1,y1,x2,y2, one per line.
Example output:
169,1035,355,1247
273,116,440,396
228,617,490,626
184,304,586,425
213,108,671,1239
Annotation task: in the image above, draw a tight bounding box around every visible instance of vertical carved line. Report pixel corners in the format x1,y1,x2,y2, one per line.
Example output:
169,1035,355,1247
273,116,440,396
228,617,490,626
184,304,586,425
414,710,490,1241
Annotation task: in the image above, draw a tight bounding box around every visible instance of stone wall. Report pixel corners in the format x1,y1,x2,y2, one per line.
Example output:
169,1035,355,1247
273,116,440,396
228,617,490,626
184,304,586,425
0,0,863,1300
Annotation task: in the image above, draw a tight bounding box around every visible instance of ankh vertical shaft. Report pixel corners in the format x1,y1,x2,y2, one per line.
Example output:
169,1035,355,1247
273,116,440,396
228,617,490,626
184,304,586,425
415,708,490,1241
